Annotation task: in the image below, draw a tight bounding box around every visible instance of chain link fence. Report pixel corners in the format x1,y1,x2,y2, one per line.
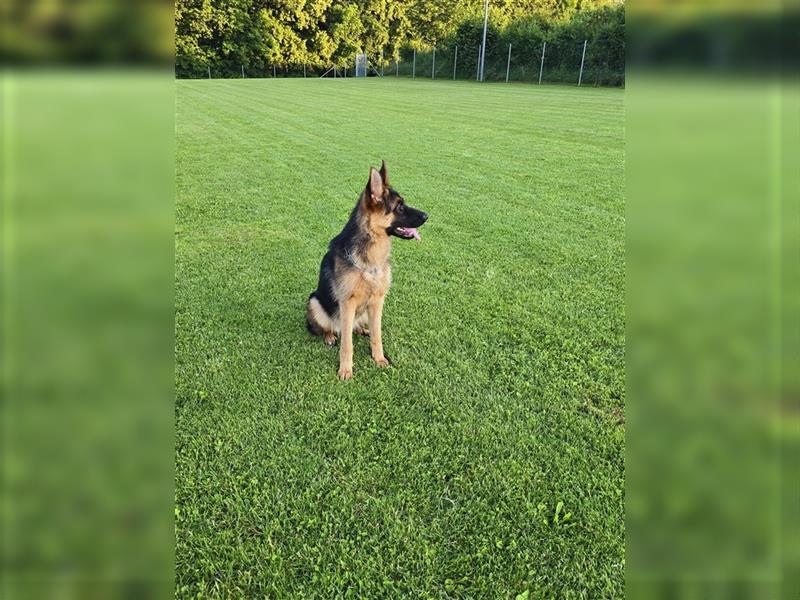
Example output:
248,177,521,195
178,40,623,87
181,64,342,79
396,41,623,86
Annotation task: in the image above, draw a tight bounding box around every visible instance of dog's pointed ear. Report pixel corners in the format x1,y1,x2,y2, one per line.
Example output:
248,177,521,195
379,160,389,185
367,166,383,204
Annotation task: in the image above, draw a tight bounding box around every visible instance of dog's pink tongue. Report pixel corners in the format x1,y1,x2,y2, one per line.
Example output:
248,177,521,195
409,228,421,240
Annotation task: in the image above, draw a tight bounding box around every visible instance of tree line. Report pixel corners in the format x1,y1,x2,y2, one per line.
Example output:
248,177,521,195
176,0,624,85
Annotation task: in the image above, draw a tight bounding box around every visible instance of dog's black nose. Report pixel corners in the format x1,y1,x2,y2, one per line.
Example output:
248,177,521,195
421,212,429,223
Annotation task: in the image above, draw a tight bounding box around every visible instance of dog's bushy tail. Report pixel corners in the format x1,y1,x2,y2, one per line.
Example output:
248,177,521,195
306,291,323,336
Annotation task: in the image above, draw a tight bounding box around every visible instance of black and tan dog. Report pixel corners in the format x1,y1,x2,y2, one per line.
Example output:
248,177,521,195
307,161,428,380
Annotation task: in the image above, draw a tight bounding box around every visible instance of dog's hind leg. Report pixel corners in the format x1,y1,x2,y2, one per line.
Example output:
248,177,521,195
354,309,370,337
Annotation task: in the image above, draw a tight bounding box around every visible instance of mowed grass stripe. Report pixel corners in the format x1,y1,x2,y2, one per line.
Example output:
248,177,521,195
177,80,622,235
179,80,623,152
180,77,623,118
176,81,623,161
176,78,624,598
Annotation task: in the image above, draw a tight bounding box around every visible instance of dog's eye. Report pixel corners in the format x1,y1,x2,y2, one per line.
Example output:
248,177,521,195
396,204,405,214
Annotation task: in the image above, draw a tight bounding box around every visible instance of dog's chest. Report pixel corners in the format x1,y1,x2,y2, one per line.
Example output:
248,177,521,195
356,263,390,295
343,263,391,308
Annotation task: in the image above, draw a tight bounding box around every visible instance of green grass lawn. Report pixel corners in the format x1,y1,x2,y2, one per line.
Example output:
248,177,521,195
175,78,624,598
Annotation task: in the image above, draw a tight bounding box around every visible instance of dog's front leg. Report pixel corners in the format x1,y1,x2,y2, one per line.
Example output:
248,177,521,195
368,294,389,367
338,297,357,380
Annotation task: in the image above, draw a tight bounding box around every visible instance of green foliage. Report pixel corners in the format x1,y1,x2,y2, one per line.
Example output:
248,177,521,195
579,5,625,86
175,0,624,83
406,0,478,46
329,4,365,62
538,4,624,86
176,77,625,597
504,14,549,52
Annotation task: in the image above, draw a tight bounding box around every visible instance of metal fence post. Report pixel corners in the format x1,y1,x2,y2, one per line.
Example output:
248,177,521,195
506,43,512,82
304,64,306,78
538,41,546,85
381,50,384,76
453,45,458,80
241,65,245,78
207,66,211,79
479,0,488,81
476,46,481,80
396,60,399,76
578,39,587,86
432,46,436,79
273,65,276,78
412,49,416,78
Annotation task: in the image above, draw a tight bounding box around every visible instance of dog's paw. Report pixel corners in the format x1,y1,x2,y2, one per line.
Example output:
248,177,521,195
373,356,391,368
338,366,353,380
355,326,370,337
324,333,337,346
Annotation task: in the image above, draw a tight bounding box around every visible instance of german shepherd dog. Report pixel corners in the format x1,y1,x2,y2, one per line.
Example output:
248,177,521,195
307,161,428,380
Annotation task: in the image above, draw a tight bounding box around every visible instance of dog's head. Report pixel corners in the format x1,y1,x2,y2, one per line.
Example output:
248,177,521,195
365,160,428,240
